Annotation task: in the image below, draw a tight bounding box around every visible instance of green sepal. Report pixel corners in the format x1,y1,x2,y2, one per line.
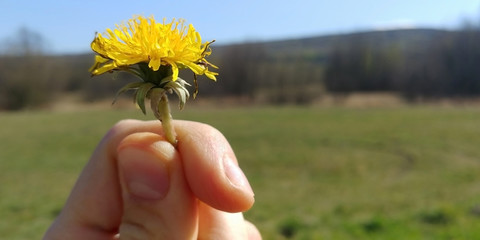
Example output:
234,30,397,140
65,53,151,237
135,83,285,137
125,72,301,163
112,81,144,105
123,67,145,81
135,82,156,115
165,78,190,110
159,75,174,87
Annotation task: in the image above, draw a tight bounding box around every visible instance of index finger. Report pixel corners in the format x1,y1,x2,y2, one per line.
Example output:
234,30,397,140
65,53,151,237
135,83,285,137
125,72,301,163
175,121,255,212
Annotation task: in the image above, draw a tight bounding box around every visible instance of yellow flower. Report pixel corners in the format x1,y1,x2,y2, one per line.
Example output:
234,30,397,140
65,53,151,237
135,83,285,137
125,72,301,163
89,15,218,146
89,15,218,81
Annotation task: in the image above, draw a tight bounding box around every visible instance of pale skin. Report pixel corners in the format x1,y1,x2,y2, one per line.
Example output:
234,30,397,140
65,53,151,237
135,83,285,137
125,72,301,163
43,120,262,240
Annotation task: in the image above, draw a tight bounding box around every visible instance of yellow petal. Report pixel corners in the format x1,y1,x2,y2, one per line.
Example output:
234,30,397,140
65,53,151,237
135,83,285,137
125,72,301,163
205,71,218,81
181,61,204,75
89,55,110,73
92,61,117,75
148,58,161,71
170,61,179,81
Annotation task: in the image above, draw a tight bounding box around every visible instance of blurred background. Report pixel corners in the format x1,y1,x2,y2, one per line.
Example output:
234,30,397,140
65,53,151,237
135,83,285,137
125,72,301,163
1,0,480,109
2,0,480,239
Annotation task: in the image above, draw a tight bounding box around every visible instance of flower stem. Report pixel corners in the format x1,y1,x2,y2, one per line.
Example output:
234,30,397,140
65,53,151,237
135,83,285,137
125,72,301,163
158,94,177,147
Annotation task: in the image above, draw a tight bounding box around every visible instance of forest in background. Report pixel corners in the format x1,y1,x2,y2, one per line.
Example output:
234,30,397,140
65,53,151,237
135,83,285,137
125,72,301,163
0,25,480,110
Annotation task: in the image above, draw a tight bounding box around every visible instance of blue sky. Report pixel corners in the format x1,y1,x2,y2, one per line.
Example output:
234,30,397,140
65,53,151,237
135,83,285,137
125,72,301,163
0,0,479,54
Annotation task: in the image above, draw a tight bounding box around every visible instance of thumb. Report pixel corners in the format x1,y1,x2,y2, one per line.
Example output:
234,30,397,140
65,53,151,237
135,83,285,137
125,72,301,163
117,132,198,240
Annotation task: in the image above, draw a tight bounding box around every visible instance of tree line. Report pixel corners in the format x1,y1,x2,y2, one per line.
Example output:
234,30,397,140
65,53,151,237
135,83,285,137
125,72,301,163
1,26,480,110
324,28,480,100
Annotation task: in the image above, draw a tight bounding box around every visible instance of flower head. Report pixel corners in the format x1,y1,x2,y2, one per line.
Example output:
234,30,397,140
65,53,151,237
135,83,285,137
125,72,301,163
89,15,219,114
90,15,218,81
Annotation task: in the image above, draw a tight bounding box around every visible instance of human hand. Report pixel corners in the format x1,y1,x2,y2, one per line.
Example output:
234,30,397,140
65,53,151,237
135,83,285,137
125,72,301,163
43,120,261,239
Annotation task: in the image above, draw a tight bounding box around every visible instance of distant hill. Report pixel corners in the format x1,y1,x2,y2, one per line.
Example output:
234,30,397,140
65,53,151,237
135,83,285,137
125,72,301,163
213,28,452,60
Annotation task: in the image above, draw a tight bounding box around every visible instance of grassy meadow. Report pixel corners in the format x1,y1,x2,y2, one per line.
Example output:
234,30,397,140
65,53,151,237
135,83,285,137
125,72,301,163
2,105,480,239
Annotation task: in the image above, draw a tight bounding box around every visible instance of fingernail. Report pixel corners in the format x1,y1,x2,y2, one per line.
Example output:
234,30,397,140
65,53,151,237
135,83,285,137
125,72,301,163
223,153,254,197
119,147,170,200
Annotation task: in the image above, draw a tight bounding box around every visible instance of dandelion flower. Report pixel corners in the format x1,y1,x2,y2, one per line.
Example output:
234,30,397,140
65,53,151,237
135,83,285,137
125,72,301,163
89,15,218,146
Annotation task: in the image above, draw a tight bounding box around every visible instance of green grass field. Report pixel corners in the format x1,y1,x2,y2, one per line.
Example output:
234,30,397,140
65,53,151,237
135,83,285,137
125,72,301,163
2,106,480,239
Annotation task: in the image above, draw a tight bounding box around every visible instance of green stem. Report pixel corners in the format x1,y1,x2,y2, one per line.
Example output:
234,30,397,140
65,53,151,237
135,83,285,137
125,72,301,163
158,94,177,147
